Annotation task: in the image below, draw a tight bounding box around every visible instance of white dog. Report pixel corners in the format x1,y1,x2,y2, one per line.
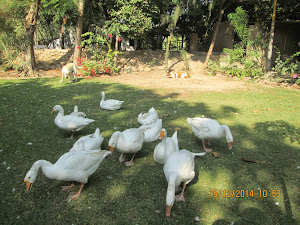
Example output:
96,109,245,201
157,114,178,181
60,63,78,82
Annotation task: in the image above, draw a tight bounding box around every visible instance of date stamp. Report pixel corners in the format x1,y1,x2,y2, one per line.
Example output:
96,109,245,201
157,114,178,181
210,189,281,198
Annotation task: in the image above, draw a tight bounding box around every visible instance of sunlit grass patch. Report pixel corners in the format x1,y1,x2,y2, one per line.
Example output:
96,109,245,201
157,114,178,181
0,78,299,224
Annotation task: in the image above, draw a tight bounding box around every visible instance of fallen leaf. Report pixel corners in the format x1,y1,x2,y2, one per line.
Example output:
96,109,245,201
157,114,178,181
212,152,220,158
162,113,171,117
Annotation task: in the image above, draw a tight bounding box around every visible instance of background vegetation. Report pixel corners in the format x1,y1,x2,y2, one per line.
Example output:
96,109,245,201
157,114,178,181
0,0,300,79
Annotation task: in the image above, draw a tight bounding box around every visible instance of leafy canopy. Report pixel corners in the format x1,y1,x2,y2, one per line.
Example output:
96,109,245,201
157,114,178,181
105,0,154,40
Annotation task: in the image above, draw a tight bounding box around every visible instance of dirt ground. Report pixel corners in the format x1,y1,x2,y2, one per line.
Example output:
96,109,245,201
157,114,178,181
0,50,297,93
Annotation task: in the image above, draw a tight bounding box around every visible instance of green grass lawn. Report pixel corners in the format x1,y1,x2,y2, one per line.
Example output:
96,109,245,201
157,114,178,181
0,77,299,225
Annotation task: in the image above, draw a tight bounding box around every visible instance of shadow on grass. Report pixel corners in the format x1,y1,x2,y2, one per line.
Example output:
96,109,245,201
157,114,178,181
0,78,299,225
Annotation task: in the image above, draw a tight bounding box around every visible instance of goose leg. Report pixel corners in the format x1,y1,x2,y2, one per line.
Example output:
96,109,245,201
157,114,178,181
205,140,211,146
119,153,126,163
175,183,187,202
69,183,84,200
125,153,136,166
66,131,74,139
61,184,75,191
202,140,212,152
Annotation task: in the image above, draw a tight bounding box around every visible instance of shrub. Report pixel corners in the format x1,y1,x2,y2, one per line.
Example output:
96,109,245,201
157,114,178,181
207,6,265,80
272,48,300,82
80,31,120,77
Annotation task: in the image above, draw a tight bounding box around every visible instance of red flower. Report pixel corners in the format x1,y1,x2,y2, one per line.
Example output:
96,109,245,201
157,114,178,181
108,34,112,38
77,46,82,49
117,38,122,42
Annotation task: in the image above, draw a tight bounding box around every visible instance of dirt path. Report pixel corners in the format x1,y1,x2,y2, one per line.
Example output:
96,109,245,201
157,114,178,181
103,68,248,94
1,50,297,93
102,52,250,94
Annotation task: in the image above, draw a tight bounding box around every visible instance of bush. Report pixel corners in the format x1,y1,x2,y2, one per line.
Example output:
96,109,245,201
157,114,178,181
207,7,265,80
78,56,117,77
80,32,119,77
272,48,300,81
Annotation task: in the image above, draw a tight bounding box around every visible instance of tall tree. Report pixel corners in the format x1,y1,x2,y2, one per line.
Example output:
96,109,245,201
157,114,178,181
73,0,85,66
104,0,153,63
162,0,182,72
204,0,226,68
24,0,41,76
39,0,78,47
265,0,277,76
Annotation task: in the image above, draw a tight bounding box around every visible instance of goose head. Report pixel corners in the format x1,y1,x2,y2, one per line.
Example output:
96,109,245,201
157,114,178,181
165,174,176,217
51,105,63,114
166,193,175,217
24,162,40,192
159,128,167,140
223,125,233,150
108,131,121,155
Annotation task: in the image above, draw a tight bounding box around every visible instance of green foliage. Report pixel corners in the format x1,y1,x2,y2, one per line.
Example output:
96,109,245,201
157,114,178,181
180,49,190,71
80,58,116,77
0,0,31,70
206,59,219,76
36,0,78,44
207,6,265,80
41,0,77,23
224,45,245,63
104,0,153,41
227,6,250,46
80,31,119,76
272,48,300,82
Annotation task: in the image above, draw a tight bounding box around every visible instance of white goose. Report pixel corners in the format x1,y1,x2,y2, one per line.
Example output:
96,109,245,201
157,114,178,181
187,117,233,152
164,149,206,217
70,128,104,152
70,105,87,118
138,107,159,125
153,129,179,164
51,105,95,139
108,128,145,166
24,143,111,200
100,91,124,110
139,119,162,143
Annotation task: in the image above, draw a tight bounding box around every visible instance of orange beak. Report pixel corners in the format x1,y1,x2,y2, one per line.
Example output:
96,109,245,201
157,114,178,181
24,179,32,192
228,141,233,150
159,130,164,140
51,109,55,114
109,146,114,155
166,205,172,217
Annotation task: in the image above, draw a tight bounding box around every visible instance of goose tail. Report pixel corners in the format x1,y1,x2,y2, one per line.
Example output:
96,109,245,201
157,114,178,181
191,152,206,157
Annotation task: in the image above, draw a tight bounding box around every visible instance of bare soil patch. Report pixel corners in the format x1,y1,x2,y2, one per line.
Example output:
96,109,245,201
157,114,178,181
0,50,297,93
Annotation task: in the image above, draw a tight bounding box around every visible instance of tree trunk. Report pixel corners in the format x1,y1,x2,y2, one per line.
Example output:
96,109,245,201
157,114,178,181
114,35,119,65
164,32,173,73
204,0,226,68
73,0,85,66
24,0,41,76
60,15,68,49
266,0,277,78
